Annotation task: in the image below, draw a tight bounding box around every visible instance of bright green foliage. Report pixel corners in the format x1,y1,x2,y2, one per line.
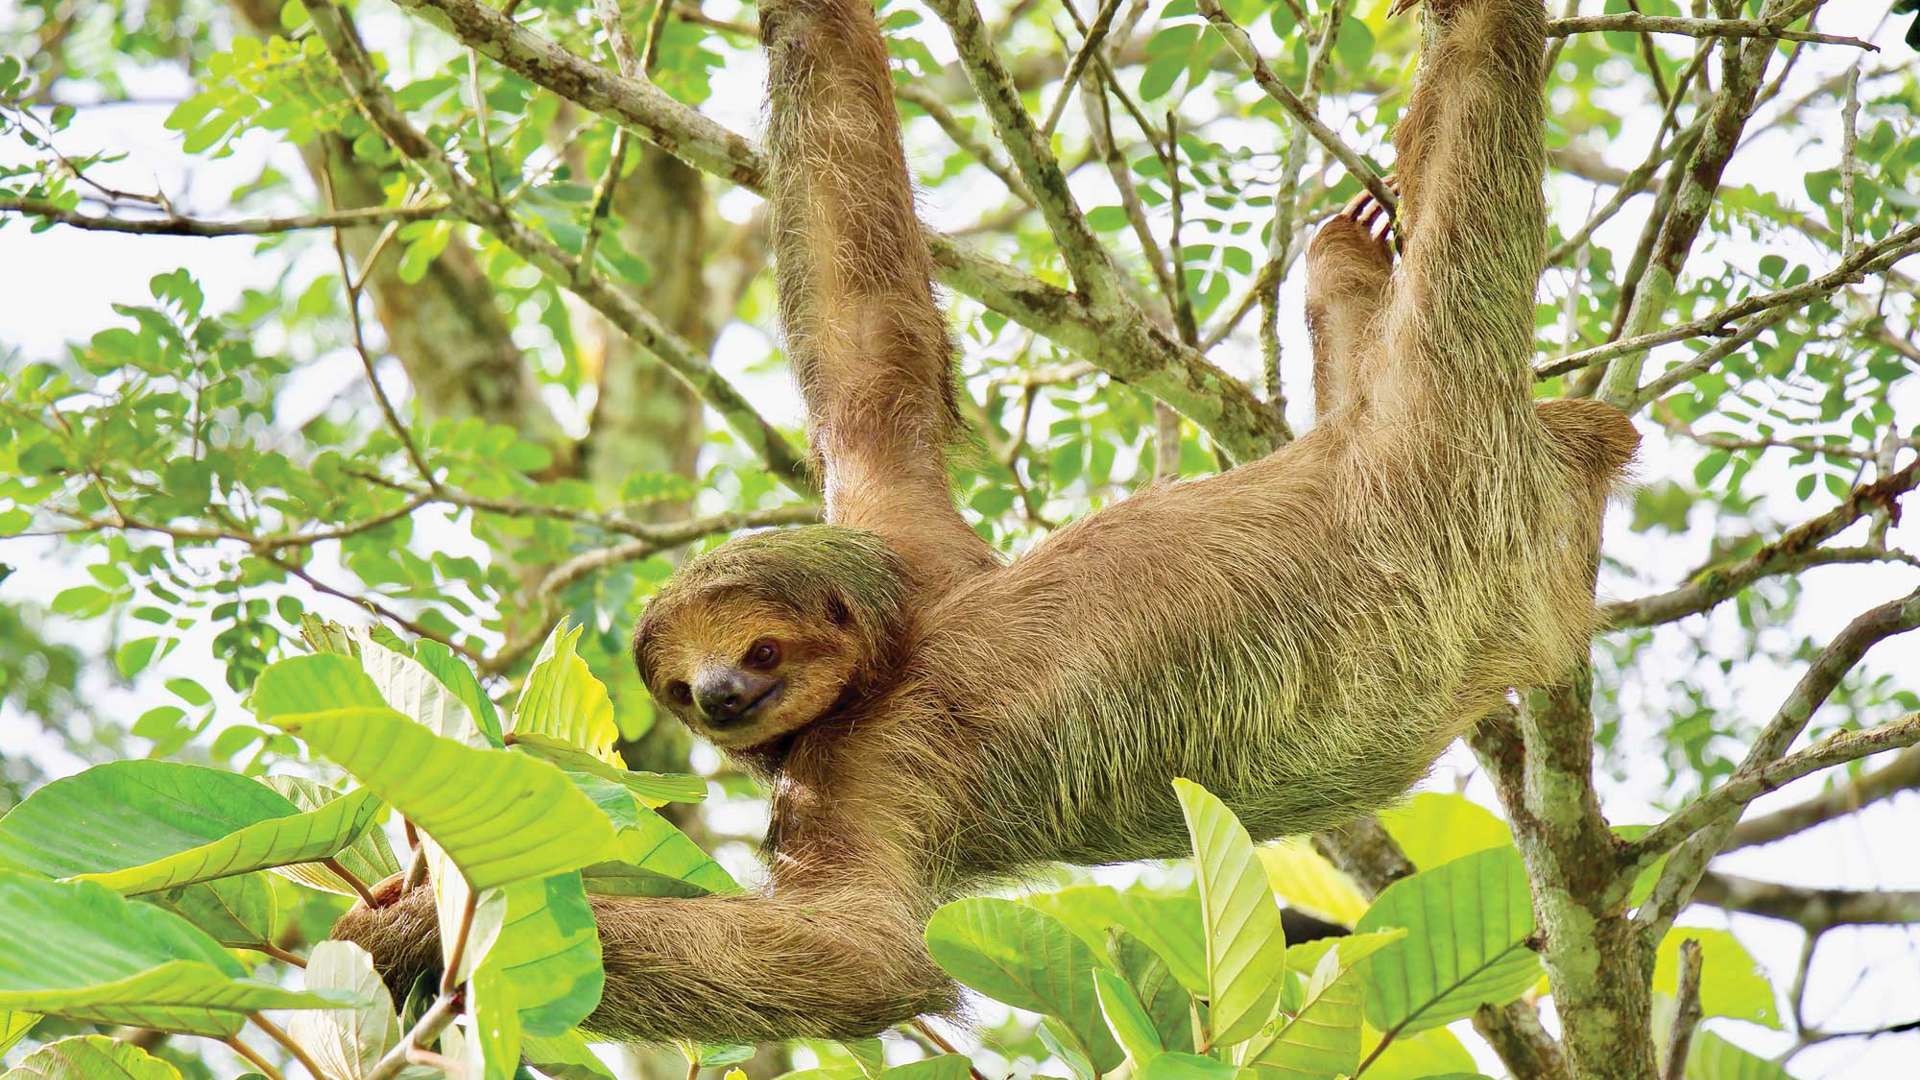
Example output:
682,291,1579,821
1685,1030,1793,1080
1376,792,1515,870
0,760,382,894
512,621,620,765
924,898,1123,1071
1355,847,1542,1037
0,875,356,1036
285,942,406,1078
1,1035,184,1080
1174,778,1288,1047
255,654,617,891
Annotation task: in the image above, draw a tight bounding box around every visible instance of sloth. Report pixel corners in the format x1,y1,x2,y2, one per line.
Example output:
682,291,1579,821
334,0,1638,1044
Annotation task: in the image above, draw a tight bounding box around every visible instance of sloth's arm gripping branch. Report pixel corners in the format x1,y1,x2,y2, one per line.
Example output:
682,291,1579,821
331,861,954,1043
1385,0,1549,414
764,0,994,590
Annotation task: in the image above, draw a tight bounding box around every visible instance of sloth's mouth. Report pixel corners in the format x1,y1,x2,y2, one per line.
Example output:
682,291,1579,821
724,679,784,727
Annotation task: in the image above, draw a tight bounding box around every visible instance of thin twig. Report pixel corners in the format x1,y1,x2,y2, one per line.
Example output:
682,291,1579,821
0,196,451,236
1547,12,1877,50
224,1037,290,1080
251,1012,338,1080
323,857,380,908
1041,0,1124,137
1196,0,1395,215
254,942,309,968
909,1019,991,1080
318,163,441,493
1838,61,1860,257
364,991,462,1080
1661,939,1704,1080
441,889,480,995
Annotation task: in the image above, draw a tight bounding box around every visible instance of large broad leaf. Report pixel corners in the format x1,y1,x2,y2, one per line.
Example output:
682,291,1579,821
1653,929,1781,1030
256,654,618,891
360,636,494,748
0,1011,35,1056
1376,793,1513,870
1174,779,1287,1048
1248,949,1359,1077
1685,1031,1791,1080
1,1035,182,1080
1093,968,1165,1064
0,760,382,895
924,897,1122,1071
1134,1052,1241,1080
1354,1026,1476,1080
145,874,276,949
522,1031,618,1080
1026,886,1206,995
1355,847,1541,1037
1256,841,1368,927
472,873,604,1036
261,776,402,898
881,1058,972,1080
509,733,705,807
0,874,356,1036
285,942,405,1080
413,639,504,747
1109,929,1196,1054
1273,931,1405,1016
606,806,737,894
511,621,619,765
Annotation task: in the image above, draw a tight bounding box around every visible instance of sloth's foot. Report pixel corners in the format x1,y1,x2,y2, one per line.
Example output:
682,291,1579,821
1337,178,1399,258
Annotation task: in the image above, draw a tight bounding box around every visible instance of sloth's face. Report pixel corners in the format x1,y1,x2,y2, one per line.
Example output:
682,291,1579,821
635,594,858,750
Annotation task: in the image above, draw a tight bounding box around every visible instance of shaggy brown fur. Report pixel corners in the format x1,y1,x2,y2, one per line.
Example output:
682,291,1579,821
332,0,1639,1045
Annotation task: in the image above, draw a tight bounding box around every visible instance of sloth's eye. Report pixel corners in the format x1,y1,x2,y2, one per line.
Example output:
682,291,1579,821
744,639,782,670
667,680,692,706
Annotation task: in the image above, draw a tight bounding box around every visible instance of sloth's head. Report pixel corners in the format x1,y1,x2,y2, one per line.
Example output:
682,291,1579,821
633,526,910,751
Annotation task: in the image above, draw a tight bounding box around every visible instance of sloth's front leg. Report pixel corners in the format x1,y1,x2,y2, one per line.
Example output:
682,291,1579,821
1304,186,1396,421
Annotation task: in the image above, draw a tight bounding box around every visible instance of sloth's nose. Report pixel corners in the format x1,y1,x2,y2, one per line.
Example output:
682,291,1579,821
693,667,754,724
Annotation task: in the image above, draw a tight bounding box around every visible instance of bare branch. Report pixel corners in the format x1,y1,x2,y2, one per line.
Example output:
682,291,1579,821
1541,221,1920,381
1194,0,1396,216
0,196,450,236
1628,710,1920,864
1728,744,1920,850
1547,13,1876,50
1661,939,1704,1080
1694,871,1920,927
1601,458,1920,629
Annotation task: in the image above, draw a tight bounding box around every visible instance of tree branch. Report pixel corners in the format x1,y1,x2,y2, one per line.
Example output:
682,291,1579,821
1635,589,1920,937
0,196,451,236
1627,711,1920,866
305,0,811,492
1600,458,1920,629
1727,743,1920,850
1547,13,1876,50
1540,221,1920,380
1194,0,1397,217
1661,939,1704,1080
1693,872,1920,927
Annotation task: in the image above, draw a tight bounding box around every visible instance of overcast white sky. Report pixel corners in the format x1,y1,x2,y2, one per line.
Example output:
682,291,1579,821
0,1,1916,1077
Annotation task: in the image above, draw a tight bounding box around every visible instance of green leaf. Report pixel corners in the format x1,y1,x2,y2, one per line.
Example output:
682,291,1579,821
523,1030,618,1080
1685,1031,1790,1080
360,637,494,748
255,655,618,891
1653,930,1780,1030
1108,929,1195,1054
0,760,382,895
472,874,604,1036
260,776,403,898
413,640,504,746
1376,793,1514,870
145,874,276,949
1256,842,1368,926
1093,968,1165,1064
1,1035,183,1080
1356,847,1541,1037
881,1057,972,1080
605,806,737,894
1353,1026,1476,1080
924,898,1122,1071
285,942,404,1079
1134,1052,1240,1080
1024,886,1206,995
512,621,619,764
1247,949,1360,1078
509,733,706,807
1173,779,1287,1047
0,1011,36,1056
0,874,356,1036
